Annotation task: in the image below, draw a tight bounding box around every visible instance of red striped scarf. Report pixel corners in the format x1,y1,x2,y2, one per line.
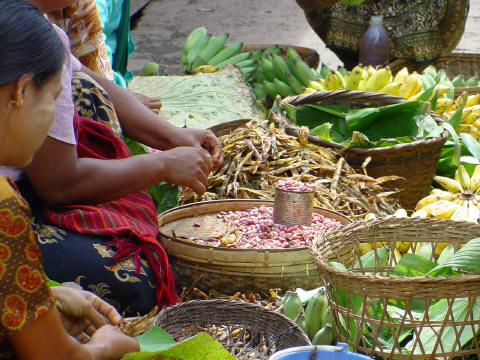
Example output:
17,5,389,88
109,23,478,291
43,114,177,307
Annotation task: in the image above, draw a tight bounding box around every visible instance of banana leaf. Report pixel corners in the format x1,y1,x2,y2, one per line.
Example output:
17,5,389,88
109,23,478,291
128,65,263,129
346,101,426,141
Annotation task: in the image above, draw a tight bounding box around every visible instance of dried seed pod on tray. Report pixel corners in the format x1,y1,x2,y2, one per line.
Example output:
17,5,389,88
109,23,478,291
181,120,401,218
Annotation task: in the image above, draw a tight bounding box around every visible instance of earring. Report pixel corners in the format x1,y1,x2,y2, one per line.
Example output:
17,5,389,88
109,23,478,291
8,98,23,108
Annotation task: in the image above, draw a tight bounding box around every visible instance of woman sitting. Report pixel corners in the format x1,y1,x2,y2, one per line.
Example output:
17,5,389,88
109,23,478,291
0,1,139,358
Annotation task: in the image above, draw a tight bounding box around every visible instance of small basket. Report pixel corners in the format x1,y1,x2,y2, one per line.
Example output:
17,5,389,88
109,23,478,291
154,299,311,360
158,199,351,294
389,53,480,97
277,90,448,210
310,217,480,359
241,44,320,70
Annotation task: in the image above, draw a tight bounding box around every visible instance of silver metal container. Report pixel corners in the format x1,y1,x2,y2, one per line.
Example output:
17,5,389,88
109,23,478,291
273,186,314,226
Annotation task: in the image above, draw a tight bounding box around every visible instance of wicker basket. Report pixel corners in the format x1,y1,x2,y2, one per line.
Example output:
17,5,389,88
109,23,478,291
208,118,251,137
278,90,448,210
310,217,480,359
158,199,351,294
389,53,480,97
154,299,311,360
241,44,320,70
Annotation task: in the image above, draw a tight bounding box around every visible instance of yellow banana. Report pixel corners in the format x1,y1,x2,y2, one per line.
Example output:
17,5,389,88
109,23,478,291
367,65,376,77
364,67,392,92
450,201,469,221
465,94,480,108
378,82,401,96
463,113,480,125
303,87,317,94
433,176,463,193
396,241,410,254
357,67,370,91
335,70,347,88
325,71,341,90
434,98,456,114
435,243,449,258
399,74,422,99
393,67,409,83
415,191,457,210
458,124,480,140
307,80,324,91
393,208,408,218
464,105,480,115
358,242,373,255
455,164,471,190
411,209,428,218
346,65,363,90
393,248,403,263
421,199,458,219
190,64,218,74
467,200,480,223
469,165,480,192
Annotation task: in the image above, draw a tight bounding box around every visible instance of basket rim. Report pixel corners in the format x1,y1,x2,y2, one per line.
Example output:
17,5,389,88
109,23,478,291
280,90,449,154
158,199,351,253
311,217,480,283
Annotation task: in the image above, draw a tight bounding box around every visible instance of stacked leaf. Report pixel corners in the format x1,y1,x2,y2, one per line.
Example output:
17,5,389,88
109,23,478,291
252,47,318,99
180,26,254,77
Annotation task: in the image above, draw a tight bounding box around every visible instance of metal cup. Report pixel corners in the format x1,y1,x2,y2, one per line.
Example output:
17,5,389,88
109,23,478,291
273,186,314,226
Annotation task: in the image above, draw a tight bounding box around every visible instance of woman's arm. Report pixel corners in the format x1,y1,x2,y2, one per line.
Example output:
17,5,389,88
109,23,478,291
9,307,139,360
25,137,212,205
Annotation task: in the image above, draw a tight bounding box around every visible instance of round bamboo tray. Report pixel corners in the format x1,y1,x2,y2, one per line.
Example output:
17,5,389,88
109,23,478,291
155,299,311,360
389,53,480,97
278,90,448,210
208,118,251,137
241,44,320,70
311,217,480,359
157,199,351,294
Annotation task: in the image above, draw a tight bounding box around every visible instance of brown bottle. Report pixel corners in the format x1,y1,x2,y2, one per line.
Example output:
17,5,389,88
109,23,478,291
359,16,390,67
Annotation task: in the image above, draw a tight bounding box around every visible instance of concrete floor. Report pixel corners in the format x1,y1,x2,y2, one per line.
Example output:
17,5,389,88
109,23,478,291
128,0,480,76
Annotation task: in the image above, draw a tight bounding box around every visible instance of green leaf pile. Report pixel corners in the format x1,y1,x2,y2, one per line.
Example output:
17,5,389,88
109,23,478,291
122,326,238,360
128,65,263,129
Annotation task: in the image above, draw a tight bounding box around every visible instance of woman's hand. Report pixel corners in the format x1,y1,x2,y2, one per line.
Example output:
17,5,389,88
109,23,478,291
133,92,162,114
88,325,140,359
156,146,214,195
167,128,223,171
51,286,122,343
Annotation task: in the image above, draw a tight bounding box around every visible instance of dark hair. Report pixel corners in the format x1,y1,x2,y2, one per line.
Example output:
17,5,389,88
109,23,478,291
0,0,65,87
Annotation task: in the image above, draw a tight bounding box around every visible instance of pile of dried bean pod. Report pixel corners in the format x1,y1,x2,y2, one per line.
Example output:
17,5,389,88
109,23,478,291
181,120,400,218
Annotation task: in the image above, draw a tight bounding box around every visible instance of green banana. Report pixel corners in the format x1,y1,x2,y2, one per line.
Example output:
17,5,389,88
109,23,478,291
259,57,277,80
294,59,316,87
186,34,210,65
240,66,256,79
190,54,207,71
236,59,257,69
253,82,266,98
465,76,479,87
281,291,304,320
312,323,334,345
422,72,437,90
295,313,308,334
197,33,229,62
216,51,251,69
183,26,208,54
336,66,348,76
422,65,438,79
208,42,243,66
304,290,328,339
319,64,331,79
451,74,465,87
273,78,295,97
272,54,290,82
263,80,278,99
285,71,305,94
322,307,337,341
253,69,266,82
262,44,281,57
286,47,301,72
251,49,264,61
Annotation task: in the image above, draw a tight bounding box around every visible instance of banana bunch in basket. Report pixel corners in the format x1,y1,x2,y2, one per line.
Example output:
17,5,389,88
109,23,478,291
251,47,319,99
180,26,255,78
434,93,480,140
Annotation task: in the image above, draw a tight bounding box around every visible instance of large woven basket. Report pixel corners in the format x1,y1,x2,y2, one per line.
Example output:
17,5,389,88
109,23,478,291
278,90,448,210
154,299,311,360
158,199,351,295
310,217,480,359
241,44,320,70
389,53,480,96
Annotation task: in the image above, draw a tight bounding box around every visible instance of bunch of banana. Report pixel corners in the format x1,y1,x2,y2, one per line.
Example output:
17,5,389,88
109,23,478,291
280,289,337,345
413,164,480,224
252,47,319,99
180,26,254,76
